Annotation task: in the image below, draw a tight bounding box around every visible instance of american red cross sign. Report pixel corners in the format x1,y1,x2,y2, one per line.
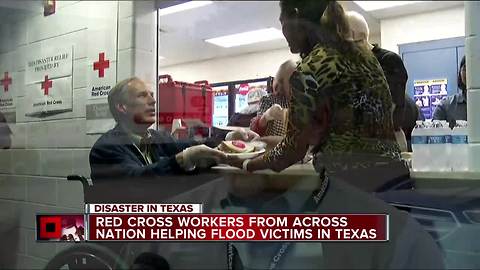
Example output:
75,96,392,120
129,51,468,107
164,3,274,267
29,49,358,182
93,52,110,78
42,75,53,95
1,72,12,92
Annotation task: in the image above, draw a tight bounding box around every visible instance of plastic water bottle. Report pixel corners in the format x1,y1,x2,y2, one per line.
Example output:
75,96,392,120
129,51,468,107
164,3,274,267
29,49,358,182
451,120,468,171
411,120,429,171
442,120,452,171
428,120,451,171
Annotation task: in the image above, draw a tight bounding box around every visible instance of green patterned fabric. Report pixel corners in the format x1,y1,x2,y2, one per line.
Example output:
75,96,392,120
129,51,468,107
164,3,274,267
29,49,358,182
264,43,401,171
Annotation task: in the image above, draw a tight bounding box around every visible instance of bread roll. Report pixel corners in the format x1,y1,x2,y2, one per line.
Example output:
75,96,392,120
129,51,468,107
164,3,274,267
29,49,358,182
219,140,255,153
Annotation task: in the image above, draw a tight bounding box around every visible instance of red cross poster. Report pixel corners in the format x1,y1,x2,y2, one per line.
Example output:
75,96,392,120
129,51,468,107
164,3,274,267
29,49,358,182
24,45,73,116
86,27,117,134
87,52,116,100
25,76,73,117
0,52,16,123
25,46,73,84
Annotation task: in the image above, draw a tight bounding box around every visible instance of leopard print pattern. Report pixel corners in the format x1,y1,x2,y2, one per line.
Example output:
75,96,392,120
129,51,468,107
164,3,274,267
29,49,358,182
253,95,290,136
264,44,401,170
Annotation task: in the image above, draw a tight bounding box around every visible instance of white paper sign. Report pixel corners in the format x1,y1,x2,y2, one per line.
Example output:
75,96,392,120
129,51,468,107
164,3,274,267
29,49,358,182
0,71,14,111
0,52,16,122
25,76,73,116
87,60,116,100
26,46,73,84
86,49,116,133
85,25,118,134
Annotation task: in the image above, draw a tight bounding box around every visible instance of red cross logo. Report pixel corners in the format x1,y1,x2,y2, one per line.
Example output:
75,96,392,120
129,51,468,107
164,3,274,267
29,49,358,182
41,75,53,95
1,72,12,92
93,52,110,78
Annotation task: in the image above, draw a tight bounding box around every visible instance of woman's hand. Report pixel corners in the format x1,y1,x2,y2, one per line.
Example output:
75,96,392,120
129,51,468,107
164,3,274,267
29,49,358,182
225,128,259,142
225,155,269,172
263,104,285,121
253,136,283,151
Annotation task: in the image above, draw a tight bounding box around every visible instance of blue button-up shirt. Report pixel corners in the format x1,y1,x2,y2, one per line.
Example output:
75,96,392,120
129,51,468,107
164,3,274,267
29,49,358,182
432,91,467,128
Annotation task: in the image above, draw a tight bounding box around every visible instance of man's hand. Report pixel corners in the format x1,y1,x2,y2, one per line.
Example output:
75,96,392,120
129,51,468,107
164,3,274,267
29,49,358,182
225,155,244,169
182,144,227,169
225,128,260,142
263,104,285,121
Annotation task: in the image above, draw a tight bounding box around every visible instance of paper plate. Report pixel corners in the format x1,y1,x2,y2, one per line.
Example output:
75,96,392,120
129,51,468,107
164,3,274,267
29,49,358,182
219,141,266,159
224,148,266,159
213,126,250,131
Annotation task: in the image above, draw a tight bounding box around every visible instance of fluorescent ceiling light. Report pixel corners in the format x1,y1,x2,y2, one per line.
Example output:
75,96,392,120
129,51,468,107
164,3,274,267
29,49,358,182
159,1,213,16
354,1,424,11
205,28,284,48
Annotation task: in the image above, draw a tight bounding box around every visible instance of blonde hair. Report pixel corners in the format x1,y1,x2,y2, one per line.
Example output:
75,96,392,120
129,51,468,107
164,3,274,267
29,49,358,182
276,60,296,79
345,11,370,42
321,1,351,41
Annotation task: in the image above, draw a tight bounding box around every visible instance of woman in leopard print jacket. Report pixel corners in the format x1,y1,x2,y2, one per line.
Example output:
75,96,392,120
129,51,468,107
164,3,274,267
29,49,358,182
232,0,405,187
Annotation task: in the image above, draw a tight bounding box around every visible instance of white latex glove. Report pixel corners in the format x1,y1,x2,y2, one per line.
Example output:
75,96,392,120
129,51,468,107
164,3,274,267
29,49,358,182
263,104,285,121
182,144,227,169
225,129,259,142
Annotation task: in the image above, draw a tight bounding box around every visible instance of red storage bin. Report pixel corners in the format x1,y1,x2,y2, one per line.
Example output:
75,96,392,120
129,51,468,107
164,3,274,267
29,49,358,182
189,80,213,126
158,75,213,131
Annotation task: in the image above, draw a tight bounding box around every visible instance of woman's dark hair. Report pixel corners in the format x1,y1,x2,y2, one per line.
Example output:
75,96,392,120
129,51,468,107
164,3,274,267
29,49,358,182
280,0,359,56
458,55,466,91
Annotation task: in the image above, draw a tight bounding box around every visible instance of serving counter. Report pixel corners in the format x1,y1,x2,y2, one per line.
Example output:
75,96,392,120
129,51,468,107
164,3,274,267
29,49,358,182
81,162,480,204
410,171,480,190
212,163,316,175
213,163,480,190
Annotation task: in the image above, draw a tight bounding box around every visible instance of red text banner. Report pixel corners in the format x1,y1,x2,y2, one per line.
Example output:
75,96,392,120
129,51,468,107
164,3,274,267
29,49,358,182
88,214,388,241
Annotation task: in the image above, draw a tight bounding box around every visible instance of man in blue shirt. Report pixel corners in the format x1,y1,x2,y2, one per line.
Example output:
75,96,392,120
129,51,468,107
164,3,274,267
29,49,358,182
433,56,467,129
89,77,226,182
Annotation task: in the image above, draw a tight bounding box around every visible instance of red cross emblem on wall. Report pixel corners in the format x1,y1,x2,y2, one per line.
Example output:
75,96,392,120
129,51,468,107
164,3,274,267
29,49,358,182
93,52,110,78
1,72,12,92
41,75,53,95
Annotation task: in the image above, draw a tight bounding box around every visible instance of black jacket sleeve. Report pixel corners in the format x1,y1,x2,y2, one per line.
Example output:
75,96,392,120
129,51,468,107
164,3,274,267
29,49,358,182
89,127,222,182
381,52,408,104
89,143,185,181
380,52,409,130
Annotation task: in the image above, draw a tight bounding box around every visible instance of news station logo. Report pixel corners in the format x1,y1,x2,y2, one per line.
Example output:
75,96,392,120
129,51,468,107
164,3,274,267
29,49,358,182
36,214,86,242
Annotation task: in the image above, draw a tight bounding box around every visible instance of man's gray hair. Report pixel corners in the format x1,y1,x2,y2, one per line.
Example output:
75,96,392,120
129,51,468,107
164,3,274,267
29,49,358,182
108,77,139,122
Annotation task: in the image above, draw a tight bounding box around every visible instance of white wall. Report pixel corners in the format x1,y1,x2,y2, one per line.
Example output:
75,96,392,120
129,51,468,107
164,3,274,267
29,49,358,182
381,6,465,54
160,48,299,83
369,34,381,46
0,2,118,268
0,1,156,268
159,37,382,84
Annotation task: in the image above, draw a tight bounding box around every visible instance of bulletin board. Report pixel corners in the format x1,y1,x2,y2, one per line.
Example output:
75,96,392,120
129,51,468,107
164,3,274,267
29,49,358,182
413,78,448,120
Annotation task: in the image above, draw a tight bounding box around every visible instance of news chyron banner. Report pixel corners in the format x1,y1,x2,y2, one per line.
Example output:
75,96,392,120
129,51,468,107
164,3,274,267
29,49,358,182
37,204,388,242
